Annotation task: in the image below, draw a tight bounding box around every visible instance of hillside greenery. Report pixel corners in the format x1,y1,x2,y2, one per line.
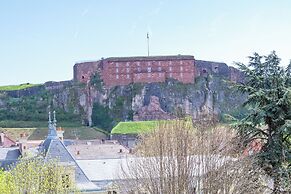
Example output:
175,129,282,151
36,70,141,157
0,90,82,127
111,120,159,134
1,126,107,140
91,103,113,131
0,83,41,91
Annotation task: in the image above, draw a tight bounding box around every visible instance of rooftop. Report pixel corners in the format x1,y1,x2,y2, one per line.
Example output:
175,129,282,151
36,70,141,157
105,55,194,62
0,147,20,160
67,141,130,160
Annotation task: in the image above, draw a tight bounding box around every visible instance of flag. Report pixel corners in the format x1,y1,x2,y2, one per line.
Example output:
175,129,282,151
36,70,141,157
147,32,149,39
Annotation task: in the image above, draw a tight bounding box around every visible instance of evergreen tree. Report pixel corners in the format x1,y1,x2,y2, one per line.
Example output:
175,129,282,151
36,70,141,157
236,51,291,193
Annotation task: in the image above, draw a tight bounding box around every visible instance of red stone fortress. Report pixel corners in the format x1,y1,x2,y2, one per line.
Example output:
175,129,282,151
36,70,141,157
73,55,243,87
74,55,195,87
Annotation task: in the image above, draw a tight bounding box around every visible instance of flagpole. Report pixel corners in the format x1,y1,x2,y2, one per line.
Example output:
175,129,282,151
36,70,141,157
147,32,150,56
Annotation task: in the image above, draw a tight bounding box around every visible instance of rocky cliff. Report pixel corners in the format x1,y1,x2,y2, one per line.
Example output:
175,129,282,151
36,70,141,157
0,63,246,131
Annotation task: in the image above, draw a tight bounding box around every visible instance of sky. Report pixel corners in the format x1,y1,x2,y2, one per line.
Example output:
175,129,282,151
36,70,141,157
0,0,291,85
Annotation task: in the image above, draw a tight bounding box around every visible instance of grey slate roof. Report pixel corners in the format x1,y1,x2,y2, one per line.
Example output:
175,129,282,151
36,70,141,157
41,112,98,191
43,138,98,191
0,147,20,169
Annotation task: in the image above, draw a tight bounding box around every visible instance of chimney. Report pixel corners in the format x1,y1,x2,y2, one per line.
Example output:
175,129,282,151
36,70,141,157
57,127,64,142
19,133,28,155
0,132,4,146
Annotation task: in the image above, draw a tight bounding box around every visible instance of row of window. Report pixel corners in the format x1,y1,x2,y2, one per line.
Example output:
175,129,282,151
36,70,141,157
114,72,185,79
113,61,186,67
115,66,186,73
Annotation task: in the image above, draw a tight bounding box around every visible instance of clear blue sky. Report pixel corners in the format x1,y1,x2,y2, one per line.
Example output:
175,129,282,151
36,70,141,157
1,0,291,85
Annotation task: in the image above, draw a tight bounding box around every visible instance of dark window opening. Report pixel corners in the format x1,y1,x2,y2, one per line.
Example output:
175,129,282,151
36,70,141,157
62,174,70,188
81,75,85,79
202,69,207,73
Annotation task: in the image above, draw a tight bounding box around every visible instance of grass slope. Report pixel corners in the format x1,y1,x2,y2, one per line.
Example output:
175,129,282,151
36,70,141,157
111,120,159,134
0,120,82,128
0,83,41,91
0,127,107,141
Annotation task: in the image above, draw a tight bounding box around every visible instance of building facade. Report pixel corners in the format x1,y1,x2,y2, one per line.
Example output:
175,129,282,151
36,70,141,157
74,55,195,87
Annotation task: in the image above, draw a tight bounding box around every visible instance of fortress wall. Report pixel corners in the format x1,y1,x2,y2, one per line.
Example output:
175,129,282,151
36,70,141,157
73,55,243,87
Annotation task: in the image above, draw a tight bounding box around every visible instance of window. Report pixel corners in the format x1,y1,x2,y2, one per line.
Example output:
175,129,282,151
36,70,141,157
137,62,140,66
116,75,119,79
159,72,162,77
180,73,183,77
137,74,141,79
170,73,172,77
158,67,162,71
137,67,141,72
127,74,130,79
62,174,70,188
126,68,130,73
147,62,151,66
116,63,119,67
169,67,172,71
180,61,183,65
180,66,183,71
158,61,161,66
148,73,151,78
116,68,119,73
126,62,129,67
81,76,85,79
147,67,151,73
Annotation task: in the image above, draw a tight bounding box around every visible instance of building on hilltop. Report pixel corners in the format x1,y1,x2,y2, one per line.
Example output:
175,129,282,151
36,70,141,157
74,55,196,87
74,55,244,88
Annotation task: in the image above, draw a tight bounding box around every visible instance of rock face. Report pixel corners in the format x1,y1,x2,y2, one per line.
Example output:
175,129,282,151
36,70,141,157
0,60,246,128
133,96,175,121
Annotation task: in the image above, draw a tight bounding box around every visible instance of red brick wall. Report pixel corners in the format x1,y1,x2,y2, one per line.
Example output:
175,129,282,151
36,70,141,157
74,56,195,87
74,61,100,83
101,58,195,87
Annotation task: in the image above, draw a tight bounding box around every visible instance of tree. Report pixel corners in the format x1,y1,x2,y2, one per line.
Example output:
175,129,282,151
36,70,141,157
119,119,269,194
236,51,291,193
0,157,79,194
92,102,113,130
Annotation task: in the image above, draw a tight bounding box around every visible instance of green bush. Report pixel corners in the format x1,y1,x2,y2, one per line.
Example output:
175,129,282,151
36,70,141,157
91,103,113,131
